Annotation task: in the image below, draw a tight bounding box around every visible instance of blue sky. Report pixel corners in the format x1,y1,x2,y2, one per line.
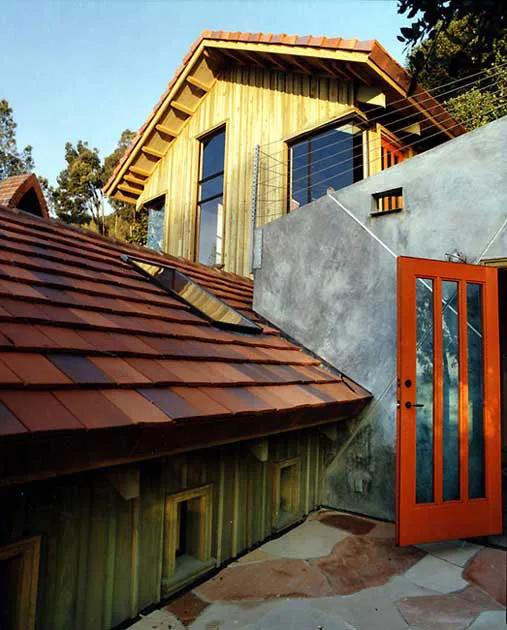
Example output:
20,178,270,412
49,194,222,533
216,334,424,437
1,1,411,186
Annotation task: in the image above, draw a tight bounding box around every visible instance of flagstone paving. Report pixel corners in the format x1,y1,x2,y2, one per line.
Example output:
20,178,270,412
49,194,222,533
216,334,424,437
129,509,506,629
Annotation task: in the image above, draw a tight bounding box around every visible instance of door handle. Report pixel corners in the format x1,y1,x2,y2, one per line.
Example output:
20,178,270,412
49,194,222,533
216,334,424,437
405,402,424,409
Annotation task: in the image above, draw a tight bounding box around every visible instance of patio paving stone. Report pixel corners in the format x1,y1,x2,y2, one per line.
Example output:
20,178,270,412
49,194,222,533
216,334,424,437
463,548,507,606
259,520,350,559
195,557,332,602
415,540,482,567
317,512,377,535
403,555,469,593
164,592,210,626
311,535,425,595
395,585,503,630
466,610,507,629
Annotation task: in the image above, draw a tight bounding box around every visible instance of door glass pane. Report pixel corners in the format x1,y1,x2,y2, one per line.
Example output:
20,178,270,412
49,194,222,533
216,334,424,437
416,278,435,503
442,281,460,501
467,283,485,498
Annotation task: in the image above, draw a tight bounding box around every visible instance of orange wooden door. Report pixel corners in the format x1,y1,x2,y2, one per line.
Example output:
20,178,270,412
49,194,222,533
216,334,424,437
397,256,502,545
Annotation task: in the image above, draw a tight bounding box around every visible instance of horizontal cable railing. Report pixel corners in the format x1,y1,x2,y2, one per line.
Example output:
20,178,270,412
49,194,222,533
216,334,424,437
252,63,507,227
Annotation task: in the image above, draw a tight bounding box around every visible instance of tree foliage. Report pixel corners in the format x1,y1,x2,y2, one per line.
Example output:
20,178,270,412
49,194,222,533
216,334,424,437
403,13,507,130
52,128,149,246
52,141,106,232
0,99,35,179
398,0,506,75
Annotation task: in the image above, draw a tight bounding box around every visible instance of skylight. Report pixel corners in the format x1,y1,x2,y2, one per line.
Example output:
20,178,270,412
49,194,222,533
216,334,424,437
123,255,262,334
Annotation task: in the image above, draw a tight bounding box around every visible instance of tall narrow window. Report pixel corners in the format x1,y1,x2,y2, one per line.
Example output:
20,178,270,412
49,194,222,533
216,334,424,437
144,194,166,252
197,127,225,266
289,122,364,211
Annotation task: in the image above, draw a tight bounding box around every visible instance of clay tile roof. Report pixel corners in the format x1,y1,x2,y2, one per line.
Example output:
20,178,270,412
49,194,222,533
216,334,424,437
0,204,371,465
0,173,49,218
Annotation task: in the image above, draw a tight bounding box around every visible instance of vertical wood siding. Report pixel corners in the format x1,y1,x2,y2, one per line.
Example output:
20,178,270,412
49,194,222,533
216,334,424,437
138,67,356,276
0,428,332,630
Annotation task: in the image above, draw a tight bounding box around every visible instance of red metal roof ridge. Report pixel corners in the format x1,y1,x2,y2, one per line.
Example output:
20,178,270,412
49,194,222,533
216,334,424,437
103,30,379,194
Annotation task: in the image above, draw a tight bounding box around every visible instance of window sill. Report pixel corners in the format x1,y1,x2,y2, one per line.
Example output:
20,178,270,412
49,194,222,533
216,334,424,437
162,556,217,596
371,208,403,217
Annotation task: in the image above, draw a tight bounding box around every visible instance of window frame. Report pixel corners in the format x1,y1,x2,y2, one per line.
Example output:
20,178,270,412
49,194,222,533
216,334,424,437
162,484,215,593
286,116,368,213
194,124,227,267
271,457,302,530
0,536,41,630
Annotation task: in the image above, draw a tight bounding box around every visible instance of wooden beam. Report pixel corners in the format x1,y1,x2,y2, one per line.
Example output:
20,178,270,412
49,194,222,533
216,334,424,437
249,439,269,462
286,54,312,75
129,165,151,177
331,62,352,81
107,466,140,500
313,59,345,80
401,122,421,136
141,146,164,159
155,123,177,138
113,191,138,205
319,425,338,442
118,183,142,197
124,174,146,187
258,51,290,72
220,48,248,67
186,75,212,91
345,62,372,85
240,50,267,68
357,85,386,108
171,100,196,116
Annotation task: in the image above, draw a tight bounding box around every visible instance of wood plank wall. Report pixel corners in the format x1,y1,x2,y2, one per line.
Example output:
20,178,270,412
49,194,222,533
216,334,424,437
138,67,359,276
0,428,330,630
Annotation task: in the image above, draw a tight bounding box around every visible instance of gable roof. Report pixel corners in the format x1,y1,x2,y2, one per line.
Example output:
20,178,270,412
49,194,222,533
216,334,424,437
0,204,370,485
104,29,466,203
0,173,49,218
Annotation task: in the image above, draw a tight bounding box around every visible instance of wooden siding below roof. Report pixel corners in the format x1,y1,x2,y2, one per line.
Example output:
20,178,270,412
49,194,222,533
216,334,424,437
0,427,331,630
138,66,357,276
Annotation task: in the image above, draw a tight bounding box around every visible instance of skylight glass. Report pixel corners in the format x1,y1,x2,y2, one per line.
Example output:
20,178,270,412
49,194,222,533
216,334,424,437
123,255,262,334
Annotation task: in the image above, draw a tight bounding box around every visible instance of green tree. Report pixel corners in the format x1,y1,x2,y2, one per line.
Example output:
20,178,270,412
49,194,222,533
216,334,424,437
103,129,148,246
0,99,35,179
405,16,507,129
398,0,506,74
53,141,106,233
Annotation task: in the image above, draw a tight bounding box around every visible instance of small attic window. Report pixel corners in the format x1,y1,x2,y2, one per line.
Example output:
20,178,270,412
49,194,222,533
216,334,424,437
123,255,262,334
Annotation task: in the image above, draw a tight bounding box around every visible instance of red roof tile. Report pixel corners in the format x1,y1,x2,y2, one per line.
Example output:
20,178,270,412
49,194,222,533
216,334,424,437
0,205,371,452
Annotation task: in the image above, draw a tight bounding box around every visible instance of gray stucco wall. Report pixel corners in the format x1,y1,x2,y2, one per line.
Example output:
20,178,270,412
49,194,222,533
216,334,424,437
254,116,507,521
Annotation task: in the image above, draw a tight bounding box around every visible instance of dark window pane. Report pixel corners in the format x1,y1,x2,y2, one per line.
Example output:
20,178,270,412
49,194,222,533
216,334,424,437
198,197,223,266
416,278,435,504
201,130,225,179
467,283,485,498
200,174,224,202
290,123,363,210
146,207,165,251
442,281,460,501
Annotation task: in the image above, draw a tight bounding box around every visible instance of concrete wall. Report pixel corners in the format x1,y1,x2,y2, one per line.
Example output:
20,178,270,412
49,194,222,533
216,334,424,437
254,116,507,521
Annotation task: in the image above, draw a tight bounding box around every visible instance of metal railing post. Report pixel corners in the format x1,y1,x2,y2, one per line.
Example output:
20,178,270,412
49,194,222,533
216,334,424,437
250,144,260,273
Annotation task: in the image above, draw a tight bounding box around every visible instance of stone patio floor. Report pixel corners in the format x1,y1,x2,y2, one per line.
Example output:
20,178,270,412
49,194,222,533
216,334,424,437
131,510,506,630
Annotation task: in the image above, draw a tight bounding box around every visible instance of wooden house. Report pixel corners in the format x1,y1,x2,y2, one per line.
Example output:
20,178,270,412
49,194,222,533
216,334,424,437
104,30,464,276
0,194,370,630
